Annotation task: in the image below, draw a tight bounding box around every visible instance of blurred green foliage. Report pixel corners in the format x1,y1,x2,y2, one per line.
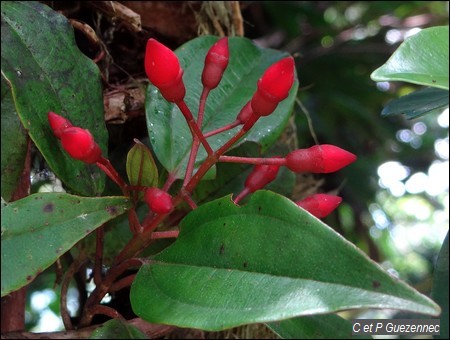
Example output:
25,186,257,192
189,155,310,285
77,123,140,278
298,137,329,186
249,0,449,284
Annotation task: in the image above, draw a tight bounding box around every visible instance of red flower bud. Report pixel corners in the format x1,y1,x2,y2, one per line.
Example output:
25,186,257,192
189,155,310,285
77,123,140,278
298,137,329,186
48,111,73,139
245,163,280,193
251,57,295,116
202,37,229,90
285,144,356,173
145,38,186,103
296,194,342,218
60,127,102,164
145,187,173,214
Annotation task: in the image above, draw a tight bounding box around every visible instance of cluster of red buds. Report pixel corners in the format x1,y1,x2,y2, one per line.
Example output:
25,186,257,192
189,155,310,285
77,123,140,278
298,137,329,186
48,36,357,224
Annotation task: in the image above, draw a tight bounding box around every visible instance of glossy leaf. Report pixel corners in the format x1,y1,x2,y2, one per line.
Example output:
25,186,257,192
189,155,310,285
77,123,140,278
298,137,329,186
1,1,106,196
1,75,28,202
126,141,159,191
267,314,371,339
145,36,298,178
89,319,148,339
130,191,439,331
432,232,449,339
1,193,131,297
381,87,449,119
371,26,449,89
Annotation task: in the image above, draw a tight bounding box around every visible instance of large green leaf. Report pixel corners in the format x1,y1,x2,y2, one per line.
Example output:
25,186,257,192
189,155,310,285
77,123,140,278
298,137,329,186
145,36,298,178
89,319,148,339
432,232,449,339
1,75,28,202
1,193,131,297
1,1,106,196
381,87,449,119
130,191,439,331
371,26,449,89
267,314,371,339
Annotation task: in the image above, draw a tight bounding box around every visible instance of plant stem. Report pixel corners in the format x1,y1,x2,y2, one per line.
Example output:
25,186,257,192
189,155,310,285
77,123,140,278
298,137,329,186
151,230,180,239
183,88,209,186
214,113,260,157
176,100,213,155
96,157,129,196
219,155,286,165
89,305,124,321
203,120,241,138
233,187,251,204
109,274,137,293
79,258,144,327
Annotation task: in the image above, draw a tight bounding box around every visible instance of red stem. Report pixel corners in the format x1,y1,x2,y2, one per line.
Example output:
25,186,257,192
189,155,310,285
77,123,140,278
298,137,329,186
89,304,124,321
109,274,137,293
151,230,180,239
233,187,251,204
183,88,210,186
219,155,286,166
214,113,260,157
79,258,144,327
96,157,129,196
176,100,213,155
204,120,241,138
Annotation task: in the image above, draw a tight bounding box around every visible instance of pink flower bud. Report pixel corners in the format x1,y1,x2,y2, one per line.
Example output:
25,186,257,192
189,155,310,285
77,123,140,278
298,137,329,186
145,39,186,103
60,127,102,164
48,111,73,139
245,163,280,193
285,144,356,173
251,57,295,116
202,37,229,90
145,187,173,214
296,194,342,218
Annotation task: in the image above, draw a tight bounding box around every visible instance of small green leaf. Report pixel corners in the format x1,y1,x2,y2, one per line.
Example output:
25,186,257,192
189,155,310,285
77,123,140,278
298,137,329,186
267,314,371,339
1,1,106,196
126,140,159,191
89,319,148,339
130,191,440,331
381,87,449,119
432,232,449,339
146,36,298,178
1,75,28,202
1,193,131,297
371,26,449,89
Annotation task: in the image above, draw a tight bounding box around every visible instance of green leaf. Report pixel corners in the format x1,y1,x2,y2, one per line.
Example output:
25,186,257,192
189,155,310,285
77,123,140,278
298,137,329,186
381,87,449,119
145,36,298,178
1,75,28,202
1,193,131,297
267,314,371,339
371,26,449,89
130,191,440,331
1,1,106,196
126,140,159,191
89,319,148,339
432,232,449,339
